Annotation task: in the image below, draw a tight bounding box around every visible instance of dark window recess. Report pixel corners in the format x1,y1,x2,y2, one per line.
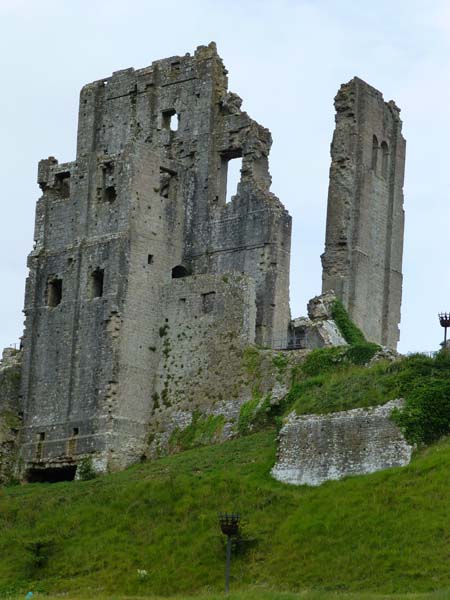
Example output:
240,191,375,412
371,135,379,171
104,185,117,202
172,265,189,279
171,61,181,75
159,168,177,199
54,171,71,198
162,109,179,132
73,427,79,436
90,268,104,298
219,149,243,204
202,291,216,314
147,254,154,265
381,141,389,179
26,466,77,483
47,277,62,307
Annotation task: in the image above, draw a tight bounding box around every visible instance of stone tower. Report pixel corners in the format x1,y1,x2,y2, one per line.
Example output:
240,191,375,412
321,77,406,348
19,43,291,479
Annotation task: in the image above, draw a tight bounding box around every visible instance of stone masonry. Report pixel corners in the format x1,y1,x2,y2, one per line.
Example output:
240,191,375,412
271,400,413,486
321,77,406,349
2,45,406,481
18,43,292,479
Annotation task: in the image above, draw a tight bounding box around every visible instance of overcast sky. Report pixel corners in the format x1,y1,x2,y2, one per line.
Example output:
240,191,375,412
1,0,449,354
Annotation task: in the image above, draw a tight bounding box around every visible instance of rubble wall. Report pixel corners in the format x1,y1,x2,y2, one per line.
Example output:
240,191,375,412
272,399,412,486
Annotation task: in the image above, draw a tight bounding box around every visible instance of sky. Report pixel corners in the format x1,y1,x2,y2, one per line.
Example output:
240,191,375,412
0,0,449,354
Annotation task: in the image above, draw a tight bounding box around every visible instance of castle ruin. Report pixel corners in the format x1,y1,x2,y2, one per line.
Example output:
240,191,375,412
322,77,406,348
1,43,405,481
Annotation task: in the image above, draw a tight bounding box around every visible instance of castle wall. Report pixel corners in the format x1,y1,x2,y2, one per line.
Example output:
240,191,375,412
321,77,405,348
19,43,291,475
149,273,256,454
272,400,412,486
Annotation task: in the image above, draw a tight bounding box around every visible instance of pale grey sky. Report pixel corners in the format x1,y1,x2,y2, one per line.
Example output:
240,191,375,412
1,0,449,353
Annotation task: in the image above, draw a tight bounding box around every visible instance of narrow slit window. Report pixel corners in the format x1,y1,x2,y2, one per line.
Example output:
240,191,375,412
90,268,104,298
371,135,379,172
47,277,62,307
147,254,154,265
380,141,389,179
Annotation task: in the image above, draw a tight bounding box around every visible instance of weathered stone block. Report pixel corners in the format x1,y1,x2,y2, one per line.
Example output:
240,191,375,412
271,399,412,486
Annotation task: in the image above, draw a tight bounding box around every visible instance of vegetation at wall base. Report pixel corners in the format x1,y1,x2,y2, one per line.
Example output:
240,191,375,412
3,432,450,597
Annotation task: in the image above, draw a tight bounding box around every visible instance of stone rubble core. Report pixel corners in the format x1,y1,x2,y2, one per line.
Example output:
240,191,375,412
271,399,413,487
291,291,347,349
2,43,406,482
321,78,406,349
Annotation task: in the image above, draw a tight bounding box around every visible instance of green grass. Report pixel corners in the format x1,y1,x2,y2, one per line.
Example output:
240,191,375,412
3,432,450,597
8,592,450,600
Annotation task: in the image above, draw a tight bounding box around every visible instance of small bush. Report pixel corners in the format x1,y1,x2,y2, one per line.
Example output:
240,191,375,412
77,457,97,481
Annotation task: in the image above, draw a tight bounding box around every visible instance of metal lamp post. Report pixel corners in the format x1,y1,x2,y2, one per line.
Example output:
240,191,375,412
219,513,241,594
439,313,450,348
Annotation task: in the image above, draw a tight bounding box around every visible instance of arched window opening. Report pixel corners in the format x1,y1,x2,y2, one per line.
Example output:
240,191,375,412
371,135,378,172
172,265,189,279
381,141,389,179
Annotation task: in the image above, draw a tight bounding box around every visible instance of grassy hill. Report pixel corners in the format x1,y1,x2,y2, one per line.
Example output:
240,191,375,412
2,428,450,598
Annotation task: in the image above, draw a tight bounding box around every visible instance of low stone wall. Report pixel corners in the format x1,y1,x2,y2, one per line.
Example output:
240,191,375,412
271,399,412,486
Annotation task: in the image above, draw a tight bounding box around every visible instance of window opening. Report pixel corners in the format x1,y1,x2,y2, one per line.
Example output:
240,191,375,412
172,265,189,279
90,268,104,298
147,254,154,265
371,135,378,172
54,171,70,198
380,141,389,179
219,151,243,204
47,277,62,307
104,185,117,202
162,109,179,132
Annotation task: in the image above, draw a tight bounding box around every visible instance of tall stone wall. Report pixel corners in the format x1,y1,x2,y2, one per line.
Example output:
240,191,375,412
18,43,292,478
321,77,406,348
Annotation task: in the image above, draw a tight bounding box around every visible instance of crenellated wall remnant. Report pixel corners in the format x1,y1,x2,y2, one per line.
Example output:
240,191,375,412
321,77,406,349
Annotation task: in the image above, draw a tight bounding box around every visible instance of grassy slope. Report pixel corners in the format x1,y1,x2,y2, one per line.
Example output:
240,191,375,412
2,432,450,597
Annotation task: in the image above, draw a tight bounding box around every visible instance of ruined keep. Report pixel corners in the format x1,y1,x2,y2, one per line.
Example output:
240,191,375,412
18,42,291,479
0,45,406,482
321,77,406,348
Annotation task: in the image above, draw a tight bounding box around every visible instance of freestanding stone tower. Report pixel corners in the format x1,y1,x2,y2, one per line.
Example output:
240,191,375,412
18,43,291,479
321,77,406,348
